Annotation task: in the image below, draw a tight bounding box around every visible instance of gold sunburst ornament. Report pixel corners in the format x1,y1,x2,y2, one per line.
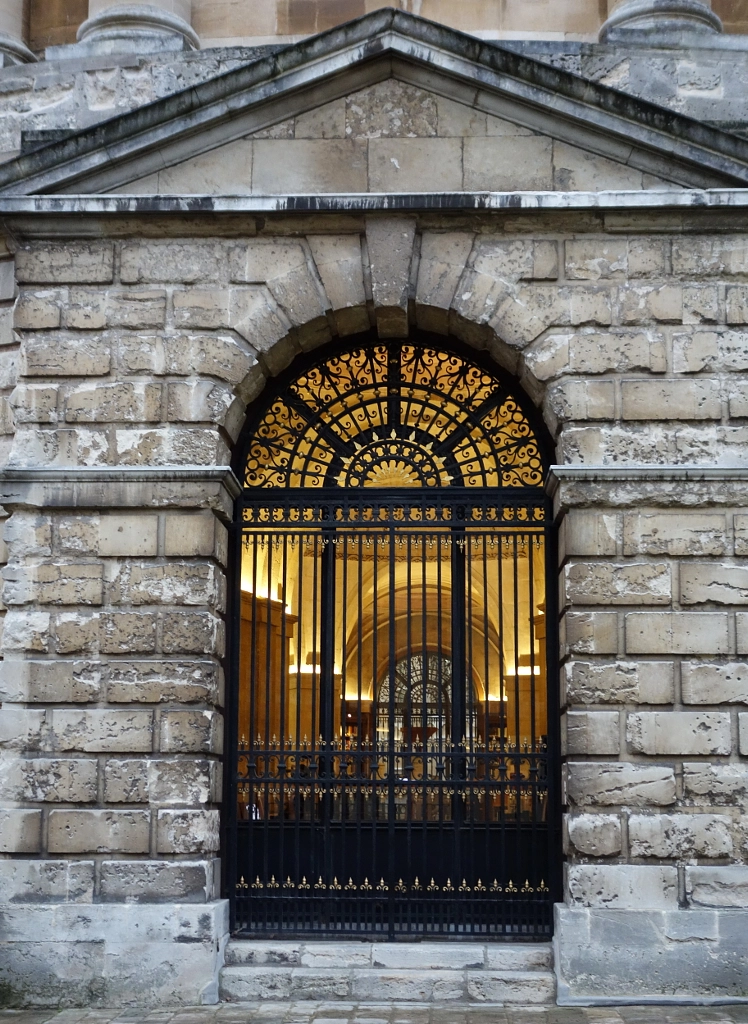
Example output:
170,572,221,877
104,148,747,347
337,433,452,489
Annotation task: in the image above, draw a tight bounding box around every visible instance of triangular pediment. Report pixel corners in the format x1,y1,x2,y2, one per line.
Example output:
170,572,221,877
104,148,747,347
3,8,748,195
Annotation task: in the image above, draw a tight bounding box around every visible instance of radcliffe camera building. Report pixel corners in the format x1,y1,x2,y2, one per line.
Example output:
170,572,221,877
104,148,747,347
1,0,748,1010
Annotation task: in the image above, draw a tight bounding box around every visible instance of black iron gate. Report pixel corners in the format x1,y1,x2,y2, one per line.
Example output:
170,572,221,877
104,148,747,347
228,337,559,939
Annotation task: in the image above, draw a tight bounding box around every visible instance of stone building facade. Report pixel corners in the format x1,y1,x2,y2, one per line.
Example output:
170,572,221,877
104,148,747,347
1,0,748,1010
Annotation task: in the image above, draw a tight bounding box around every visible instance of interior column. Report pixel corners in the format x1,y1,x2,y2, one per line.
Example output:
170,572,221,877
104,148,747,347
76,0,199,54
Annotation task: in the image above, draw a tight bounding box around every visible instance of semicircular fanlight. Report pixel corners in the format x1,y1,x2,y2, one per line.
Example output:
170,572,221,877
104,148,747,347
243,343,544,489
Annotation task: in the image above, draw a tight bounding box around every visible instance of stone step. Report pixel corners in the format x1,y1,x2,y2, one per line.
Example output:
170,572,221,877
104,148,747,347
220,941,556,1003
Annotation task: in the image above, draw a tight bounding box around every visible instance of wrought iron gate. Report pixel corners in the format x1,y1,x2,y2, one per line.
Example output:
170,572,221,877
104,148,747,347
228,338,558,939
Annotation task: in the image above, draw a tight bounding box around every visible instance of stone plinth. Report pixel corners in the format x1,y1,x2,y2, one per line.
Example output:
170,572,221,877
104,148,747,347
600,0,723,43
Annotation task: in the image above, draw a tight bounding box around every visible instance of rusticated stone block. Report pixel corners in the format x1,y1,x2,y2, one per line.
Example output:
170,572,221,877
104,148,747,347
682,662,748,704
99,861,215,903
54,611,100,654
109,562,221,608
629,814,733,859
104,758,214,804
568,865,677,909
0,758,97,802
560,511,617,559
0,659,101,703
546,380,615,424
10,384,59,424
62,288,106,330
567,814,622,857
106,289,166,329
0,808,42,853
625,612,729,655
415,231,474,333
680,563,748,604
567,763,676,807
564,711,620,755
15,242,114,284
64,382,162,423
106,660,220,704
115,425,229,467
156,809,220,854
627,712,731,756
308,234,368,336
672,236,748,277
161,611,223,655
684,763,748,805
686,867,748,908
623,513,726,557
21,333,112,377
563,612,618,655
0,860,94,903
621,380,722,422
48,809,150,853
47,708,152,753
565,661,674,705
160,710,223,754
366,218,416,339
564,562,671,606
619,284,682,324
3,563,103,606
735,515,748,556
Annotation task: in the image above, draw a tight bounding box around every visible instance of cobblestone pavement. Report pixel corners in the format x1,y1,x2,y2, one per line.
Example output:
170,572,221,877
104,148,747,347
4,1005,748,1024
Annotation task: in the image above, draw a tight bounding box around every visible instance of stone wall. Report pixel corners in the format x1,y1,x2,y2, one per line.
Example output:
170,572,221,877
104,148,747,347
1,211,747,1004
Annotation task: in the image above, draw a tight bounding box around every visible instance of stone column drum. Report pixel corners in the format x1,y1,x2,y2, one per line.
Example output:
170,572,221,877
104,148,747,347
0,0,36,65
600,0,723,42
76,0,199,54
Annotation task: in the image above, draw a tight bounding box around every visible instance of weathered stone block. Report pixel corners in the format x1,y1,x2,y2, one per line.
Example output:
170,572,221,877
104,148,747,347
736,515,748,557
560,511,617,559
0,708,45,752
672,236,748,277
464,136,553,191
156,809,220,854
106,289,166,329
684,763,748,806
307,234,368,336
546,379,616,424
567,763,676,807
62,288,107,330
161,611,223,655
619,284,682,324
0,758,97,803
101,611,158,654
15,289,62,329
21,334,111,377
53,611,100,654
164,514,219,558
0,860,94,903
4,513,51,558
115,426,229,468
680,563,748,604
682,662,748,704
623,513,726,557
739,613,748,655
563,612,618,655
740,713,748,756
568,865,677,909
109,562,220,608
106,660,220,704
57,514,159,557
565,239,627,280
99,861,215,903
415,231,474,333
15,242,114,284
120,241,228,285
621,380,722,421
527,329,666,381
160,710,223,754
104,758,214,804
686,867,748,908
564,562,671,606
0,659,101,703
565,660,674,705
567,814,622,857
369,137,462,192
10,384,59,425
48,809,150,854
0,809,42,853
47,709,152,753
3,610,51,653
64,382,162,423
3,563,103,606
625,612,729,655
628,712,731,756
564,711,620,755
673,329,748,374
629,814,733,859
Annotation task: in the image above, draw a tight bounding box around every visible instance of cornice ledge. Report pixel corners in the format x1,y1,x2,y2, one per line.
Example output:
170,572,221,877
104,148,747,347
547,464,748,495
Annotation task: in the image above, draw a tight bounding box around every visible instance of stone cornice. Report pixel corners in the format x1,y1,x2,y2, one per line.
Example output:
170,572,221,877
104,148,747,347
0,465,241,513
548,465,748,507
1,189,748,217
